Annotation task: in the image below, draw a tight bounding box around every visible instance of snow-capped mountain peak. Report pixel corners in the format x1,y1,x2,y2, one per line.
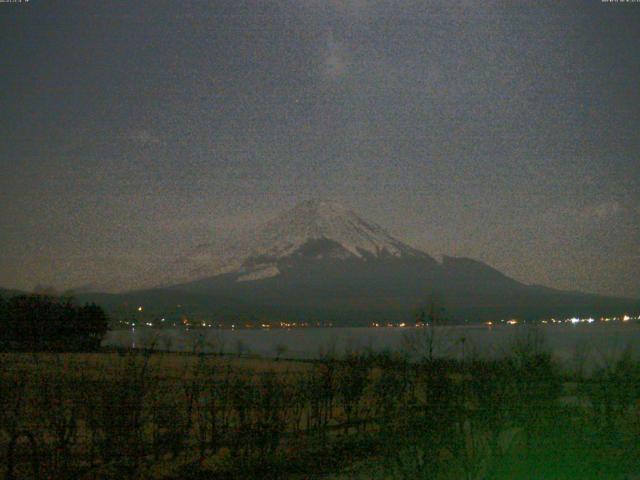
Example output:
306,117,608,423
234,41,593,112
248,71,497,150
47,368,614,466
136,200,434,288
248,199,422,260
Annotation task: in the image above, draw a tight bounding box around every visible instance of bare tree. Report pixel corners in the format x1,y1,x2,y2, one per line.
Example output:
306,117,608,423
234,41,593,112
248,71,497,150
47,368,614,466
403,298,449,362
274,343,288,361
235,338,246,358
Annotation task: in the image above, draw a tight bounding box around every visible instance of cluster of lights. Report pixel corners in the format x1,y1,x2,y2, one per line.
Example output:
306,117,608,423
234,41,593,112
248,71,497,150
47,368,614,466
121,304,638,330
278,321,300,328
370,322,432,328
493,314,639,326
122,320,326,330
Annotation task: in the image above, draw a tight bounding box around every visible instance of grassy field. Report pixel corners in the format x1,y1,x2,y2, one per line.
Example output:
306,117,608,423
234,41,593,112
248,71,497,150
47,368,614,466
1,342,639,479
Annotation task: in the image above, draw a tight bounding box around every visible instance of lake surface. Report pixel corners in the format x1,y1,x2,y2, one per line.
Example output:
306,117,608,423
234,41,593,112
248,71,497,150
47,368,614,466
104,323,640,370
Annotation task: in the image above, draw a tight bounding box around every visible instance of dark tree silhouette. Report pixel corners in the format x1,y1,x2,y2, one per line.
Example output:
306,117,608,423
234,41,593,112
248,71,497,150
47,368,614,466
72,302,110,351
0,294,7,348
0,294,109,352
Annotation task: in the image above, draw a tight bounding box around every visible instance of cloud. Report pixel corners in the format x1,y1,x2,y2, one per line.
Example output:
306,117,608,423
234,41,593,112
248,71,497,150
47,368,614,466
329,0,370,11
126,129,162,146
322,30,349,80
305,0,370,13
579,201,624,221
541,200,627,227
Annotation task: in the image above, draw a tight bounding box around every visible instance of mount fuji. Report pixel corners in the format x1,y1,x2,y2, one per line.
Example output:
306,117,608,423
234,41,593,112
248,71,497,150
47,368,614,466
179,200,436,283
79,200,639,324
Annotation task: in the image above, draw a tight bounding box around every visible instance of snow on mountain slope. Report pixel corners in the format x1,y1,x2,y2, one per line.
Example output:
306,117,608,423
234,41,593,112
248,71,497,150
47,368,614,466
174,200,433,284
247,200,427,260
94,200,434,291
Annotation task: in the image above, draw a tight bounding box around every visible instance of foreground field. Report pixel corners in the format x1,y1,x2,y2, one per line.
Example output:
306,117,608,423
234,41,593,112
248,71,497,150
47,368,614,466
1,345,639,479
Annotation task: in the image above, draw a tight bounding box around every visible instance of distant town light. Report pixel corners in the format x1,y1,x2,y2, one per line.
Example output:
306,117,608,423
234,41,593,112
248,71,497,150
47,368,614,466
137,306,143,312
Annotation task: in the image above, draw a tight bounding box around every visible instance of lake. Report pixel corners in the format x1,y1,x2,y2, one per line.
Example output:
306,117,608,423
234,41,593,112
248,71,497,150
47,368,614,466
103,322,640,370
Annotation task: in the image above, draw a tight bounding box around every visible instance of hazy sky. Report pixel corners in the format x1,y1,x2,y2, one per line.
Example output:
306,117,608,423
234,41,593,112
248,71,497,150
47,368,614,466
1,1,639,297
